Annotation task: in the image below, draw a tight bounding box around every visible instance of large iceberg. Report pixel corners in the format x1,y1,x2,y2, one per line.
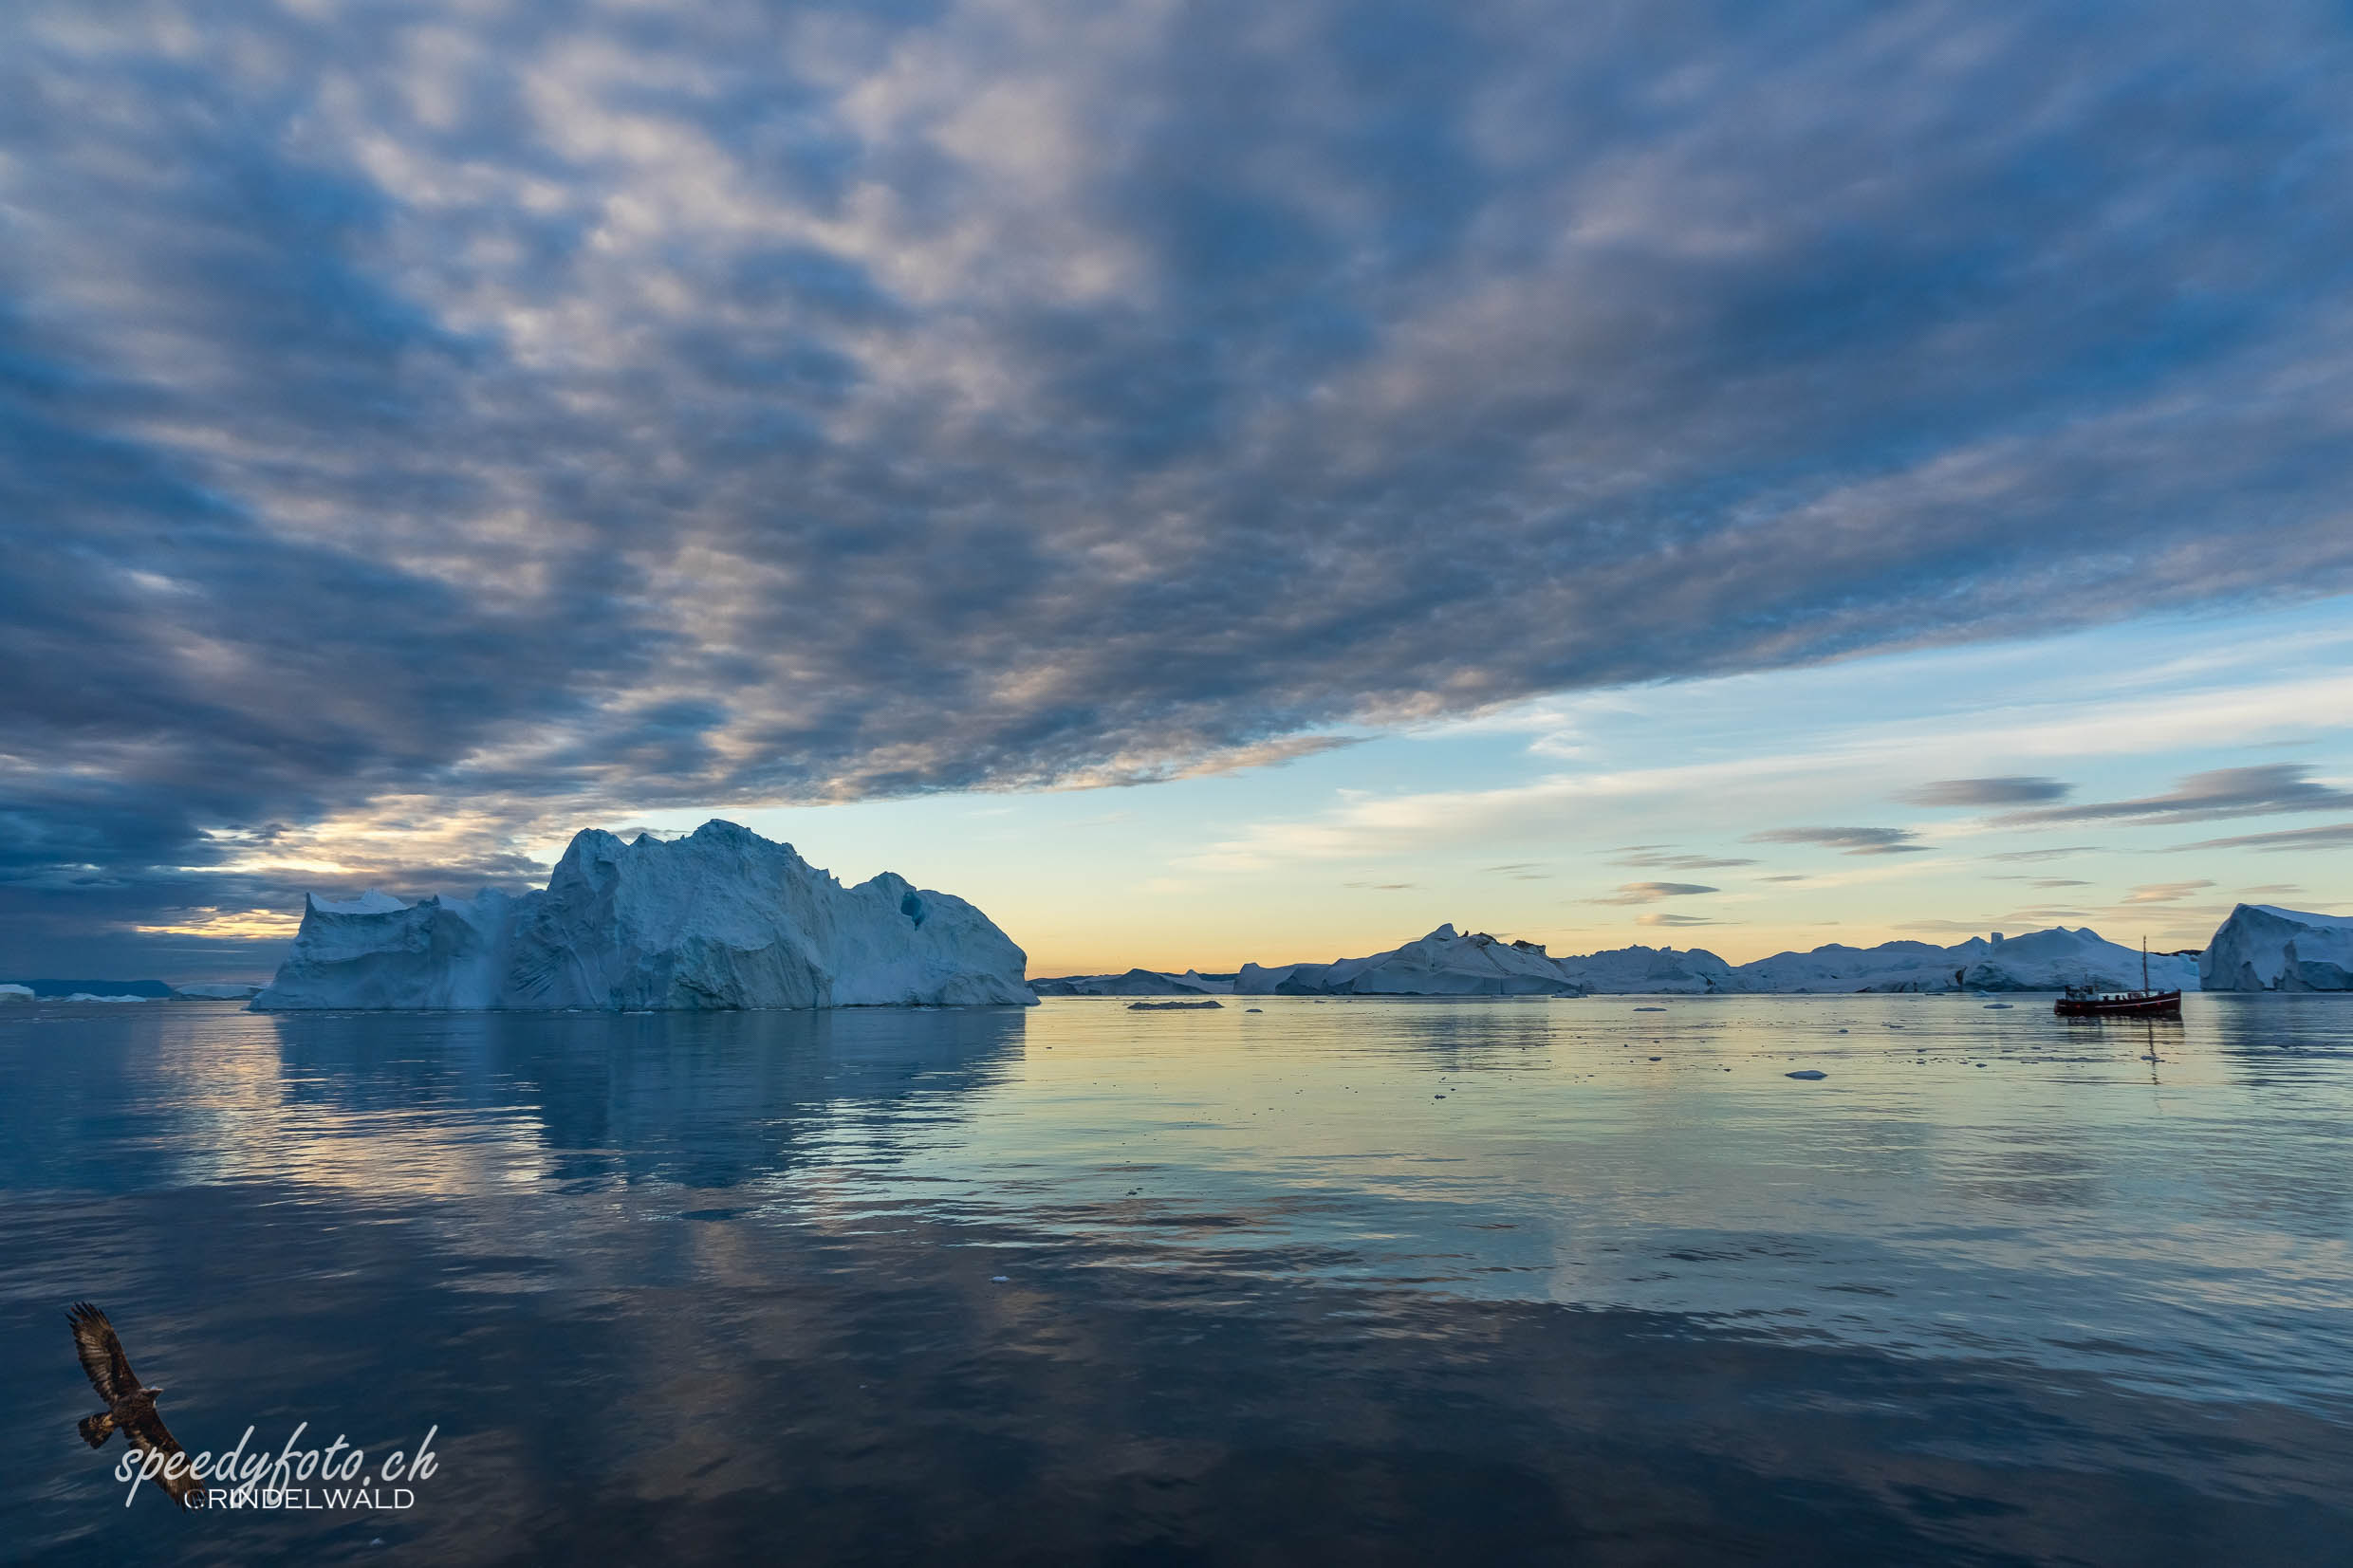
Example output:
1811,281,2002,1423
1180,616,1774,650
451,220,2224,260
1221,922,2196,996
2200,904,2353,991
253,821,1035,1011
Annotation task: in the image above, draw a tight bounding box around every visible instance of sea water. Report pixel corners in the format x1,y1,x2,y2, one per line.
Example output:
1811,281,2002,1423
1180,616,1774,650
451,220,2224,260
2,993,2348,1563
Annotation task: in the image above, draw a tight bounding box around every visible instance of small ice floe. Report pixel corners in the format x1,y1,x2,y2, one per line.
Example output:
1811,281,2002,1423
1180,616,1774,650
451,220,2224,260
1128,999,1222,1010
1883,1023,1905,1030
1634,1005,1665,1012
1785,1069,1828,1080
1836,1028,1849,1034
1647,1056,1662,1061
991,1276,1009,1282
1983,1003,2013,1009
1245,1007,1263,1012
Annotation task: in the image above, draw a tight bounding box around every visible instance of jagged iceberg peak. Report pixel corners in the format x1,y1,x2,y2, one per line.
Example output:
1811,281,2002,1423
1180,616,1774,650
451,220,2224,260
253,820,1035,1011
2201,903,2353,991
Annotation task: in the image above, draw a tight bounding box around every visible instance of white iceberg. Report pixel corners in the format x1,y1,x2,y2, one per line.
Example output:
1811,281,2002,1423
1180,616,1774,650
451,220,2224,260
1732,928,2196,994
1221,922,2195,997
252,820,1035,1011
2200,904,2353,991
1032,968,1232,997
0,984,32,1003
1555,943,1737,994
1235,926,1592,996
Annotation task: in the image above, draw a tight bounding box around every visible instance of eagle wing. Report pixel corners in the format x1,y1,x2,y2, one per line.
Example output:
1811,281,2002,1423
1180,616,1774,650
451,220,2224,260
120,1403,201,1508
66,1301,139,1404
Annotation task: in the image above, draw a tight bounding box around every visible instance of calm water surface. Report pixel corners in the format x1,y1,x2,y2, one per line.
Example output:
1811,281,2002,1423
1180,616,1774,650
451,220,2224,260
4,993,2349,1564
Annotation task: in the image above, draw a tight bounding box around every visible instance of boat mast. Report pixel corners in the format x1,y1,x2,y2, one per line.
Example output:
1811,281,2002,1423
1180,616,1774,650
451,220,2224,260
2141,934,2149,993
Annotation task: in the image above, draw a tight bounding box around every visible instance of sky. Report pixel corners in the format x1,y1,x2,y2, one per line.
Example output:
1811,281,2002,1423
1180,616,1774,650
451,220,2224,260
3,0,2350,981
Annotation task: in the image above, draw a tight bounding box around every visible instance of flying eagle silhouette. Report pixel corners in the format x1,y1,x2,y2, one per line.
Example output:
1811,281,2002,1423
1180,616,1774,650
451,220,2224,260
68,1301,200,1508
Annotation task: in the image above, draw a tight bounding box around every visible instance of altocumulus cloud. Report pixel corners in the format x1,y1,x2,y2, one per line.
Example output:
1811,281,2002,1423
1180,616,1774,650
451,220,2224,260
1592,881,1719,905
1747,827,1927,857
1896,777,2073,808
5,0,2353,969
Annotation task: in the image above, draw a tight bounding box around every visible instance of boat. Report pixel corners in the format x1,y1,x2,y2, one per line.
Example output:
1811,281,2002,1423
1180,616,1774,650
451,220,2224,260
2052,936,2182,1018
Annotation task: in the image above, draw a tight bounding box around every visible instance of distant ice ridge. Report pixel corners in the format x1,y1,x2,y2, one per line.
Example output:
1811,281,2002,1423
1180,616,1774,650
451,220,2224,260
1238,926,1602,996
2200,905,2353,991
1032,968,1233,997
253,821,1035,1011
1734,926,2199,994
1217,923,2198,997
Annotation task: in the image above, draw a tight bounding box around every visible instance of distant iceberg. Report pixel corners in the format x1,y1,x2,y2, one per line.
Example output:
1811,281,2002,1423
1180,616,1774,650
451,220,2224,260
1554,943,1737,995
1736,927,2198,994
2200,904,2353,991
1032,968,1232,997
171,982,266,1001
0,984,30,1003
1221,922,2196,997
1237,926,1592,996
253,820,1035,1011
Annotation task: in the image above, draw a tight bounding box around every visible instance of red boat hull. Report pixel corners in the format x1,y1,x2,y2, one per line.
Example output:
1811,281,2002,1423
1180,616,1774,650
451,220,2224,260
2053,990,2181,1018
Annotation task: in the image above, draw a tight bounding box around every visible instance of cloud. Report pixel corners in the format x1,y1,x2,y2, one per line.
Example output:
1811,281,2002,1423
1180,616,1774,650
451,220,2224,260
1613,850,1759,869
1746,827,1927,856
1636,913,1718,928
1997,765,2353,827
1591,881,1718,905
1984,846,2103,862
6,1,2353,965
1896,776,2073,807
2165,821,2353,854
2121,879,2215,904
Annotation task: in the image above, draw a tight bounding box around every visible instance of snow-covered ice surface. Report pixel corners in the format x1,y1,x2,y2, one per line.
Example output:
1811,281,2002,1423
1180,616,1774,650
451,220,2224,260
1232,923,2196,996
253,820,1035,1011
2202,904,2353,991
